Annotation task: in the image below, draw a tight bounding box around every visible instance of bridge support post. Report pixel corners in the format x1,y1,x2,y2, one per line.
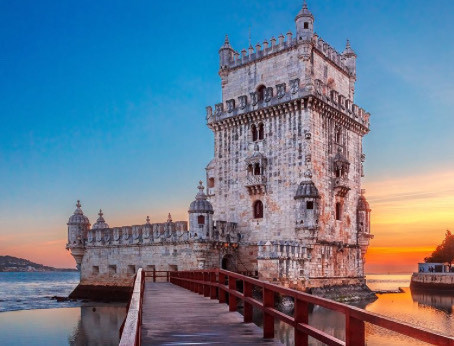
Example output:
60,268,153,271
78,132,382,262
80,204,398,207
263,288,274,339
294,299,309,346
243,281,253,323
210,272,217,299
346,313,365,346
219,272,226,303
204,272,210,297
228,275,237,312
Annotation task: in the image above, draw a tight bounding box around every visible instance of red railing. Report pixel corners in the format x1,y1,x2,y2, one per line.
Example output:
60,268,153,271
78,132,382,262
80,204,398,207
170,269,454,346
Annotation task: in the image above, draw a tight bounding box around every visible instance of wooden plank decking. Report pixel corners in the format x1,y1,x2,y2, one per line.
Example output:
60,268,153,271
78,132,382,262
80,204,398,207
141,282,282,345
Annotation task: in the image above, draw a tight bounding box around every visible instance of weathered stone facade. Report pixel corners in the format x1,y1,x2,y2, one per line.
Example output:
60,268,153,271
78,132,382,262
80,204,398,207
66,2,373,298
205,2,373,290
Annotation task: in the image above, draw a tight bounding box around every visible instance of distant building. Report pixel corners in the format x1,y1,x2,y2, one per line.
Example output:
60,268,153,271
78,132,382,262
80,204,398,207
66,2,373,298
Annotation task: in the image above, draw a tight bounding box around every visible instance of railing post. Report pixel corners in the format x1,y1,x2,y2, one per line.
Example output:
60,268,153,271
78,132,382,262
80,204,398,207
219,272,226,303
228,275,237,312
210,271,217,299
204,272,210,297
294,298,309,346
263,287,274,339
167,271,170,282
346,313,365,346
153,270,156,283
243,280,253,323
198,272,203,295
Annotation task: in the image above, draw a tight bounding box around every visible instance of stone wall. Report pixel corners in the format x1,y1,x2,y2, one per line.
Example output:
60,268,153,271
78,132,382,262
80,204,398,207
410,273,454,290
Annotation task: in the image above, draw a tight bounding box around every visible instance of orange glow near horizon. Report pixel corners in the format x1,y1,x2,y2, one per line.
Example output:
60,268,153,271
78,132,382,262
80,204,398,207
364,170,454,273
1,171,453,272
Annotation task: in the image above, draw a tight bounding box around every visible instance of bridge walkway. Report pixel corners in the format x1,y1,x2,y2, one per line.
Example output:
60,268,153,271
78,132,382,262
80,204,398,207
141,282,282,345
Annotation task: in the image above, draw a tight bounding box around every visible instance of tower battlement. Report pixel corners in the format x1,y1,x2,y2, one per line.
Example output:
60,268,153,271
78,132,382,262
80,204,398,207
220,32,352,76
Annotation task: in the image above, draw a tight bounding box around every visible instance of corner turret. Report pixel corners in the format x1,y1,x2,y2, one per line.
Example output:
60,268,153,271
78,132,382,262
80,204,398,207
342,39,357,76
295,0,314,41
188,181,214,239
219,35,235,70
66,200,90,270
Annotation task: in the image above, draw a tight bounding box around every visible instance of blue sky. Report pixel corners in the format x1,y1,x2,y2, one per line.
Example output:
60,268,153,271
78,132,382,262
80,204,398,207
0,0,453,267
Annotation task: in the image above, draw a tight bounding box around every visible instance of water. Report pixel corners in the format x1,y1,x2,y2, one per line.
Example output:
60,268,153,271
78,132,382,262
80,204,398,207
0,273,452,345
270,274,454,346
0,272,127,345
0,272,80,312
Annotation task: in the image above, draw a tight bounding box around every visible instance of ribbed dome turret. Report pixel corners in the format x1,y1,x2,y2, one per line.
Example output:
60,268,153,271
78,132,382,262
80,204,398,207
357,193,371,211
295,170,320,199
295,0,314,21
189,181,214,214
67,200,90,226
92,209,109,229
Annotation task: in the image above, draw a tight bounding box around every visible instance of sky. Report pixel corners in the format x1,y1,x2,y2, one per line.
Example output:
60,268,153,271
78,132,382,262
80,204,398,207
0,0,453,273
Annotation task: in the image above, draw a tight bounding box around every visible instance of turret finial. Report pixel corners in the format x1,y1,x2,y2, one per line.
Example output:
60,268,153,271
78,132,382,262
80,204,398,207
98,209,103,218
303,0,308,9
146,215,150,224
76,200,81,208
224,34,230,45
167,213,172,223
346,39,351,48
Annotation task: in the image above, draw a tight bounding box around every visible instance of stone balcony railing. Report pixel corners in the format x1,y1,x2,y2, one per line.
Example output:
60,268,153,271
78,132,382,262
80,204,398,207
206,79,370,131
245,175,267,195
333,177,350,197
246,174,267,186
257,240,310,260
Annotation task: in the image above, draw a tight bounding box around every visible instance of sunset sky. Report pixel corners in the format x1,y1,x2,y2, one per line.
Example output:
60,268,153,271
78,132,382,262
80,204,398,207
1,1,453,273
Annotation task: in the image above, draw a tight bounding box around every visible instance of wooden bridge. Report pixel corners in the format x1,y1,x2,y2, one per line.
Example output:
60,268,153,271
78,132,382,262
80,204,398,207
119,269,454,346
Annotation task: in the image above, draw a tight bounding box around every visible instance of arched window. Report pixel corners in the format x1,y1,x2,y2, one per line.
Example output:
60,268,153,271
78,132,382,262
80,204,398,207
335,202,342,221
208,177,215,188
251,124,257,142
253,200,264,219
247,164,253,175
257,85,266,102
198,215,205,225
335,127,342,144
254,163,261,176
258,123,264,140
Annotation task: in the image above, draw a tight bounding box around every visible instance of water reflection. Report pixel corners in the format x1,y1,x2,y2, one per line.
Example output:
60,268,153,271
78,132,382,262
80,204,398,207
411,289,454,314
0,304,126,346
69,305,127,345
248,288,454,346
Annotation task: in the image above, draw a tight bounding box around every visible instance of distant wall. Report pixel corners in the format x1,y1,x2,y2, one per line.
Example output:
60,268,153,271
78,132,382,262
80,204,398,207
411,273,454,290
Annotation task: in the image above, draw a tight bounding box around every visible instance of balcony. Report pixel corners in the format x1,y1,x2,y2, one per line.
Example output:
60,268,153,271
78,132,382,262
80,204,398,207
333,177,350,197
245,175,266,195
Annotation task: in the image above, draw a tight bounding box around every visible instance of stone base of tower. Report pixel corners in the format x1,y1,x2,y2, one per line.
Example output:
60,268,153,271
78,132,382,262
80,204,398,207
69,283,133,302
310,281,377,302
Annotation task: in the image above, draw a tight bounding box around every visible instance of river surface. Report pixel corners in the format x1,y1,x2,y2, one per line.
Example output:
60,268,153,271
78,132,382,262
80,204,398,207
0,272,452,345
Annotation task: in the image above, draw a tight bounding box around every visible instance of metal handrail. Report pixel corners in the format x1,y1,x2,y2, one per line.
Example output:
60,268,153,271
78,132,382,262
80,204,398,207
170,269,454,346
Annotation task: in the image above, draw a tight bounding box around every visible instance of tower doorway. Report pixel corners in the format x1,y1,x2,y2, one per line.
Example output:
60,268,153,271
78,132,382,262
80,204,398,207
221,254,236,272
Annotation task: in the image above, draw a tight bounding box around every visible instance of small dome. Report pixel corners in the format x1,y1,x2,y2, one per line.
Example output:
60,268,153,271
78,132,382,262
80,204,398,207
295,180,319,199
68,200,90,225
189,181,214,214
92,209,109,229
357,194,370,211
295,0,314,21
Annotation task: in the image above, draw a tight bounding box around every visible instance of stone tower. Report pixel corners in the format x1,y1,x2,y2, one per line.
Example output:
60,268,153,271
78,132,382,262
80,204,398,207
205,1,373,290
